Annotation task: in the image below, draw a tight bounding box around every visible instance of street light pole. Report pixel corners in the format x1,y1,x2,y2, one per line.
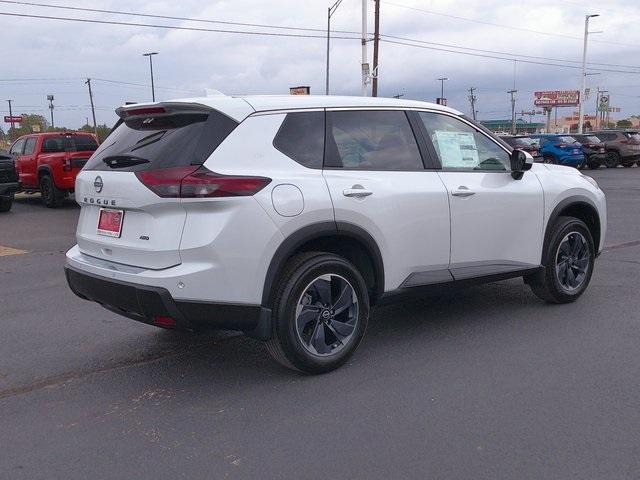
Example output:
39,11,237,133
508,89,518,135
325,0,343,95
142,52,159,102
361,0,368,96
437,77,447,104
578,14,599,134
47,94,55,129
6,100,14,139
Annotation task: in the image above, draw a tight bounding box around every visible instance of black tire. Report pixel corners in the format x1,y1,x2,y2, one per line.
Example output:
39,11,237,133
587,161,600,170
605,151,620,168
622,162,634,168
543,154,556,164
0,194,13,212
39,174,66,208
265,252,370,374
525,216,595,304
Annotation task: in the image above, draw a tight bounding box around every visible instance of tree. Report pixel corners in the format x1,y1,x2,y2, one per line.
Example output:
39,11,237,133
584,121,593,131
616,119,633,128
78,123,112,143
11,114,49,137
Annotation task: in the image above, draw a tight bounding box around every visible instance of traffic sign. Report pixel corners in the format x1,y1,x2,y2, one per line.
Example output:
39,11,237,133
4,115,22,123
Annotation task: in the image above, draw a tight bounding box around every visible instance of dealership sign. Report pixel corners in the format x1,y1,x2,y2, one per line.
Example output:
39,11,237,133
534,90,580,107
4,115,23,123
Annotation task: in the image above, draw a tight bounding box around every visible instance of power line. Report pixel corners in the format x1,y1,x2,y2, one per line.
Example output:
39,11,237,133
380,38,640,75
0,12,362,40
0,0,361,35
381,0,640,48
380,33,640,70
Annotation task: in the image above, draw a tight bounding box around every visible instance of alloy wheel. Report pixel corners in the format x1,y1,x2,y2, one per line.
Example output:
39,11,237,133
555,232,590,291
294,274,359,357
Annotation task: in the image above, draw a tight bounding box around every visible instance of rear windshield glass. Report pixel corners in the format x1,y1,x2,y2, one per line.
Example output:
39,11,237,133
42,135,98,153
558,136,577,144
514,137,536,146
580,135,601,143
624,132,640,141
84,109,238,172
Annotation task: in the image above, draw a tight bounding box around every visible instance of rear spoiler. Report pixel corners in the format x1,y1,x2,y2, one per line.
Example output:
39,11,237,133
115,102,213,120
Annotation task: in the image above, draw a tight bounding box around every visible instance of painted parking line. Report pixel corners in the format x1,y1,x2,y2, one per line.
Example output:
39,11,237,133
0,246,28,257
604,240,640,252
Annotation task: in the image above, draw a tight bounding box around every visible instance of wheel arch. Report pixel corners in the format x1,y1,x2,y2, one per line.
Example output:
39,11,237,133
262,222,385,307
37,165,53,178
542,196,601,264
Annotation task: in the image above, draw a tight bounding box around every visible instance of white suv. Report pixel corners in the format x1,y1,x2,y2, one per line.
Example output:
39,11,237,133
65,95,606,373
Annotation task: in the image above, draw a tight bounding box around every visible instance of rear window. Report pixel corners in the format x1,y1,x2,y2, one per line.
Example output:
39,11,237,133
514,137,536,146
42,134,98,153
558,136,577,144
580,135,601,143
84,109,238,172
624,132,640,141
273,111,324,169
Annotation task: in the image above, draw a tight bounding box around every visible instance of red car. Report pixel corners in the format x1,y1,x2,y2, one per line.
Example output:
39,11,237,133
9,132,99,207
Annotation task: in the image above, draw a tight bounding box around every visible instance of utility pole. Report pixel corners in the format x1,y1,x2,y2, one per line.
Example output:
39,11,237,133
372,0,381,97
85,78,98,139
361,0,368,96
578,14,599,134
142,52,158,102
47,94,55,129
468,87,477,120
436,77,448,105
6,100,14,139
325,0,344,95
507,89,517,134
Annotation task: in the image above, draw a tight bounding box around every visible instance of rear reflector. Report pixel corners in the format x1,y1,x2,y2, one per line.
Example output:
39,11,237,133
135,165,271,198
153,315,177,327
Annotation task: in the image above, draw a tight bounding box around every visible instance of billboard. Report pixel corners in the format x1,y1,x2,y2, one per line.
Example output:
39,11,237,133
534,90,580,107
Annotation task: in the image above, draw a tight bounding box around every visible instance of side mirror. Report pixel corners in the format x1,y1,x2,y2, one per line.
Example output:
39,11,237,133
510,149,533,180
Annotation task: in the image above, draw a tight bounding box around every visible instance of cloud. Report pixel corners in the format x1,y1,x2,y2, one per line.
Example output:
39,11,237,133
1,0,638,129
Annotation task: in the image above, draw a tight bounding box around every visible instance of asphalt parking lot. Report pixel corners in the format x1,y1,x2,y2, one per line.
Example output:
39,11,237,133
1,167,639,480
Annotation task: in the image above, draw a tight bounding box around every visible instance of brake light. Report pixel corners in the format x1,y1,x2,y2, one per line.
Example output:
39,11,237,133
63,158,72,172
123,106,166,117
153,315,176,327
135,166,271,198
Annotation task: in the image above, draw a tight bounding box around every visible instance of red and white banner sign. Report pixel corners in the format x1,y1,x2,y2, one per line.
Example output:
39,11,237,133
4,115,23,123
534,90,580,107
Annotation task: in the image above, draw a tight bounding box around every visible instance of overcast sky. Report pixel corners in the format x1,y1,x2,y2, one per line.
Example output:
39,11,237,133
1,0,638,129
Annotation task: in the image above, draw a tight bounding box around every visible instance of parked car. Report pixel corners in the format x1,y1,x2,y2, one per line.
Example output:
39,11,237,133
9,131,99,207
0,149,19,212
65,96,606,374
573,134,608,170
592,130,640,168
528,134,585,168
499,135,542,162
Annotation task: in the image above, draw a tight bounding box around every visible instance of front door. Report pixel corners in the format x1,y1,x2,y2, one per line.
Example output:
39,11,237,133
322,109,451,292
415,111,544,280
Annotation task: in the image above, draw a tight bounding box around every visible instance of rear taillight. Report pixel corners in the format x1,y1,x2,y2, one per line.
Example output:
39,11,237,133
135,166,271,198
63,158,72,172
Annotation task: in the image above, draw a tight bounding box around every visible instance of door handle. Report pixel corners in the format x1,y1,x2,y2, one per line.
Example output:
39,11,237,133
343,184,373,198
451,186,475,197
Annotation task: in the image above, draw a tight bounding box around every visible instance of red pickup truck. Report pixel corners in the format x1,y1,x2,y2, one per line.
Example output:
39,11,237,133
9,132,99,207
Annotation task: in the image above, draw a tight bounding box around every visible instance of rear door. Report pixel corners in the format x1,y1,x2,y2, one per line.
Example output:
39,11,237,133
415,111,544,279
322,109,451,291
77,104,238,269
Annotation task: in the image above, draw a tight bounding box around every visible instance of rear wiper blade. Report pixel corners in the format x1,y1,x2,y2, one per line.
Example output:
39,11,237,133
102,155,150,169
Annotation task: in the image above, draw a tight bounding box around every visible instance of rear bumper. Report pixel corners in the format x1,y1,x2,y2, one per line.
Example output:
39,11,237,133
559,154,584,166
0,182,19,196
64,266,272,339
585,153,607,164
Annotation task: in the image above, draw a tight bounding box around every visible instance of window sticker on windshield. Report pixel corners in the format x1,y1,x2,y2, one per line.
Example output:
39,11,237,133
433,131,479,167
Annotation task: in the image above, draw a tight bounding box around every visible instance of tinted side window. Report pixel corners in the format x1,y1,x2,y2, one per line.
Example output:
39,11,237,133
419,112,510,171
23,137,36,155
326,110,423,170
10,139,25,155
273,111,324,169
